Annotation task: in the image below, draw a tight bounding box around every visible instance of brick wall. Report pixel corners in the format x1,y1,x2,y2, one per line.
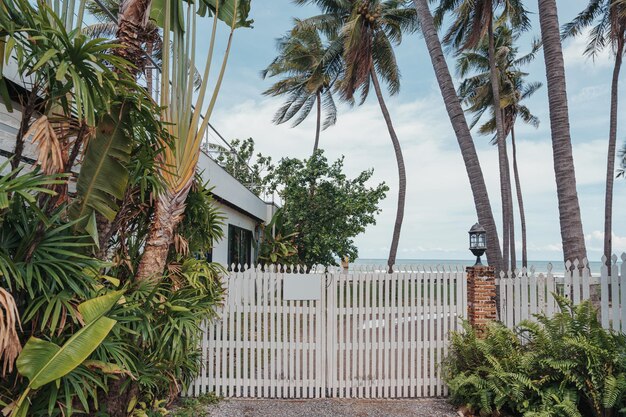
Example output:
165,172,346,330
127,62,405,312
466,265,496,333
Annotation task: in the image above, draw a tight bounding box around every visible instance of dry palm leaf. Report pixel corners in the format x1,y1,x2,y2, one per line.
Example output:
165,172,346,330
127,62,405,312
0,287,22,377
173,233,189,256
26,115,64,174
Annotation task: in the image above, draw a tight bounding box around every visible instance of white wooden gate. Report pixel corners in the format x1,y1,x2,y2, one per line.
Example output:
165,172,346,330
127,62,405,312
188,265,467,398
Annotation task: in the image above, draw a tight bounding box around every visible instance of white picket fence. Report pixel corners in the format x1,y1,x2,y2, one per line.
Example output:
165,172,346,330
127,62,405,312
188,265,467,398
497,254,626,331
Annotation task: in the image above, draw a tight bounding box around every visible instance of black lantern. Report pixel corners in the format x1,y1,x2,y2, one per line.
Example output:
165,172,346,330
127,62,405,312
468,223,487,266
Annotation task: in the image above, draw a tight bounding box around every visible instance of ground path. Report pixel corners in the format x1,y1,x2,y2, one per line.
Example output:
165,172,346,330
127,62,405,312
203,398,457,417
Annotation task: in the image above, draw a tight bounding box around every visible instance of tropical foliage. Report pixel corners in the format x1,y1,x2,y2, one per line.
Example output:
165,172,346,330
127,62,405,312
265,150,388,266
212,137,274,197
262,23,341,153
444,296,626,417
0,0,238,415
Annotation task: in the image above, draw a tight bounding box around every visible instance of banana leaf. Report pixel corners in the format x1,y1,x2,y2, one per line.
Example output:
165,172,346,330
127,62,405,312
151,0,253,31
70,104,132,237
5,291,124,417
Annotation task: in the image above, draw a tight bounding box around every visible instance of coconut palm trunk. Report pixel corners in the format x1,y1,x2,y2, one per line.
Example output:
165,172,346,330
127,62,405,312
604,39,623,262
370,68,405,270
488,21,515,272
511,125,527,267
413,0,503,271
115,0,153,77
314,90,321,153
537,0,587,264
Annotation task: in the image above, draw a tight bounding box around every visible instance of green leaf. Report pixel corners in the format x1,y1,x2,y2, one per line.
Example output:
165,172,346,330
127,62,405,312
16,291,123,390
30,48,58,73
71,105,132,225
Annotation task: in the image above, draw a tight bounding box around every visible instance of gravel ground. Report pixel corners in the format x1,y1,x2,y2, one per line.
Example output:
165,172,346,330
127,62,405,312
202,398,458,417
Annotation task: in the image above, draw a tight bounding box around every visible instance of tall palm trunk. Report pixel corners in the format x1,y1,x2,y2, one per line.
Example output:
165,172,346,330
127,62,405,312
136,186,191,280
538,0,587,264
413,0,503,271
370,68,405,270
488,21,515,272
604,40,623,263
313,90,321,154
116,0,153,77
511,125,527,268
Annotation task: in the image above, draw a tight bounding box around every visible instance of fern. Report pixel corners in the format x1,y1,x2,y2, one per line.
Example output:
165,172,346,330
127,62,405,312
443,296,626,417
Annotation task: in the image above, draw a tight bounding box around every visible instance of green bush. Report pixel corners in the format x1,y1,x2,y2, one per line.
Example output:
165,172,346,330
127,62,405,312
444,296,626,417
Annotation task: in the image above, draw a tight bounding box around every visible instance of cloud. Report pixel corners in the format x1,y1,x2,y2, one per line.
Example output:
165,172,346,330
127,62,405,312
585,231,626,255
562,28,614,72
211,90,626,262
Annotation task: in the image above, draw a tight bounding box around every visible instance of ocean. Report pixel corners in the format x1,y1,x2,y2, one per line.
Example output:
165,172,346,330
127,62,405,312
354,258,605,274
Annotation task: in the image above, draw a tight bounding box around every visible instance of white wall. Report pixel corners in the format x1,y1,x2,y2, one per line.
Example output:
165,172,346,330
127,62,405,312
211,202,259,267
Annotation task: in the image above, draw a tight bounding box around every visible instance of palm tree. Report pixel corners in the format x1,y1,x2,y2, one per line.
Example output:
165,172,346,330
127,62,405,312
457,26,542,268
136,0,252,280
412,0,503,270
295,0,418,269
262,23,341,154
537,0,587,264
434,0,530,272
563,0,626,262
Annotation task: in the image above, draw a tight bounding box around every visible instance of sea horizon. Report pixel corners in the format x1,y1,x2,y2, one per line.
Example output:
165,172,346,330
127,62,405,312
353,257,605,273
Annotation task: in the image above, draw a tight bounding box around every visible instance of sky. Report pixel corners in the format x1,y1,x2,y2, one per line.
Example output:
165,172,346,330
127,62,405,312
201,0,626,263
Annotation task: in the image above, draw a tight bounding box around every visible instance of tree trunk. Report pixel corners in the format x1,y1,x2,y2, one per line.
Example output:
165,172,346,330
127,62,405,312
370,68,406,271
412,0,503,271
604,40,623,264
135,184,191,280
11,90,38,171
511,126,527,268
537,0,587,264
488,21,515,273
313,90,321,154
115,0,153,77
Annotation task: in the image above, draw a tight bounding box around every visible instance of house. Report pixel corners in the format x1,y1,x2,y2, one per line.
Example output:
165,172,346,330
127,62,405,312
0,61,278,269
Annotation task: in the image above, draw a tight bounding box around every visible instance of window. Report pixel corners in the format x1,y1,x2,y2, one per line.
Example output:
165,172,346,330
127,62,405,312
228,225,252,268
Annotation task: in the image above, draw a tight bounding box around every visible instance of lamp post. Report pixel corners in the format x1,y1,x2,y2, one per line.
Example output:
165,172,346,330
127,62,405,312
468,223,487,266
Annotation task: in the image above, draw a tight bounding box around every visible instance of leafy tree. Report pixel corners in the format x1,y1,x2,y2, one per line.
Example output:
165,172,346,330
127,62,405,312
266,150,388,266
262,22,341,154
212,138,274,197
563,0,626,261
295,0,418,269
457,25,542,268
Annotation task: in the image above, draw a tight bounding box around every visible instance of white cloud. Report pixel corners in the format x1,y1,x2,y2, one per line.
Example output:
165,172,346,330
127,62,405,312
562,28,614,72
211,91,626,263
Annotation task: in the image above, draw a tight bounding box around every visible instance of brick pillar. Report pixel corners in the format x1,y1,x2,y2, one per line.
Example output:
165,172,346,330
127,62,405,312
466,265,496,334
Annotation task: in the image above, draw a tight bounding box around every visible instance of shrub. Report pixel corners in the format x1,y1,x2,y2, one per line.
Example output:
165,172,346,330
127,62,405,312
444,296,626,417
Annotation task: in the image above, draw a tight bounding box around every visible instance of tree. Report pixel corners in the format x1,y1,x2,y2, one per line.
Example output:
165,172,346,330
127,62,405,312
563,0,626,262
457,26,542,268
212,138,274,197
412,0,503,270
262,23,341,154
295,0,418,269
434,0,530,271
266,150,388,266
538,0,587,264
135,0,253,280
